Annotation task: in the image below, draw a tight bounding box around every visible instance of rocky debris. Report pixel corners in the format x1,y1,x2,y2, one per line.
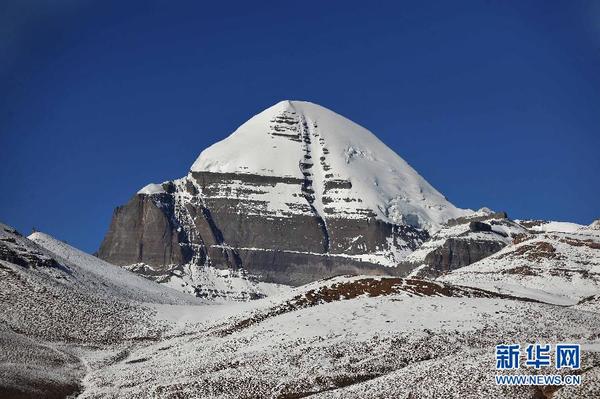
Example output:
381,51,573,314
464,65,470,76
499,241,559,261
0,226,62,269
560,237,600,250
516,219,547,229
0,238,61,269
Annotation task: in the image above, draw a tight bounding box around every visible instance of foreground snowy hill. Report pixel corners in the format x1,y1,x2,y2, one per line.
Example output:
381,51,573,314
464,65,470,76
3,221,600,398
27,231,204,305
77,276,600,398
98,100,472,287
0,223,199,398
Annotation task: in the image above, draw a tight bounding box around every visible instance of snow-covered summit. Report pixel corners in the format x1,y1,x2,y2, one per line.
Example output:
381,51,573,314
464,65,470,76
138,183,166,195
191,100,470,231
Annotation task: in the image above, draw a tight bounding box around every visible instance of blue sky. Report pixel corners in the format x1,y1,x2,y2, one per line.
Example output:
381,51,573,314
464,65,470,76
1,0,599,253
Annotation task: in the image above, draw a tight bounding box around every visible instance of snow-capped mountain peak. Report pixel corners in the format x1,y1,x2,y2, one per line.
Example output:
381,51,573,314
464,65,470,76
100,101,472,286
191,100,469,231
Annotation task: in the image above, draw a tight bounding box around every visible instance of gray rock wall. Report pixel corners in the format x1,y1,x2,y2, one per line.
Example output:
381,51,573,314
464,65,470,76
423,238,506,274
98,173,429,286
98,194,191,267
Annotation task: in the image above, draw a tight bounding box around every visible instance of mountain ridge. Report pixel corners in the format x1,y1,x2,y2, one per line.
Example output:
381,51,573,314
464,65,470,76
98,101,473,285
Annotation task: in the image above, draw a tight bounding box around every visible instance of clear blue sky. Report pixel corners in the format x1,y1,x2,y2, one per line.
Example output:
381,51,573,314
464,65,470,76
1,0,599,253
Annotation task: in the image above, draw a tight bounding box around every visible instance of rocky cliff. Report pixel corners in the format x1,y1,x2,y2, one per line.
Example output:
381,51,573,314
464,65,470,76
98,100,471,285
404,210,529,278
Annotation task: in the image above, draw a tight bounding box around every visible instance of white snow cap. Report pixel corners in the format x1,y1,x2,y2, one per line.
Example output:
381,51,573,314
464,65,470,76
138,183,165,195
191,100,471,230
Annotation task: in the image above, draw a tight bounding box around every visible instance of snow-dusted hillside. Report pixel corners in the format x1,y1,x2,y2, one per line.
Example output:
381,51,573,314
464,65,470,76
28,231,202,305
0,224,199,341
405,209,529,278
0,223,197,397
192,100,470,231
439,229,600,305
76,275,600,398
3,220,600,398
125,262,290,302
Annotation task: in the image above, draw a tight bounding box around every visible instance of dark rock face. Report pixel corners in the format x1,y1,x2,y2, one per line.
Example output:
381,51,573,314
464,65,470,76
235,249,413,286
446,211,508,227
422,238,506,275
405,213,528,279
96,101,476,287
469,221,492,232
98,194,193,268
98,173,429,286
0,227,61,269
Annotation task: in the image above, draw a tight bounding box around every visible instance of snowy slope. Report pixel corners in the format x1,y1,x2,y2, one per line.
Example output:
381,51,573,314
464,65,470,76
125,262,291,302
76,275,600,398
439,230,600,305
28,231,201,305
405,212,528,276
517,219,586,234
191,100,470,231
4,220,600,398
0,223,201,396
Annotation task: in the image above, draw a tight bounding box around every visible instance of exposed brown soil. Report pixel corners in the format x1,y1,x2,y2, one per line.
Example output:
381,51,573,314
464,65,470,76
503,265,539,276
512,233,531,244
217,277,540,337
532,366,594,399
560,237,600,250
277,373,380,398
500,241,560,261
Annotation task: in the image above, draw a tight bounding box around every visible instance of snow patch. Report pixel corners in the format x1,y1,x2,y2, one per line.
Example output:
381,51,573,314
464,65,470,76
137,183,165,195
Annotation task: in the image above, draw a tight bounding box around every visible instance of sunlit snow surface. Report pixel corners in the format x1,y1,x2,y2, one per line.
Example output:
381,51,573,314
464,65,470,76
126,262,291,302
439,228,600,305
80,276,600,398
137,183,166,195
2,223,600,398
191,100,471,231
